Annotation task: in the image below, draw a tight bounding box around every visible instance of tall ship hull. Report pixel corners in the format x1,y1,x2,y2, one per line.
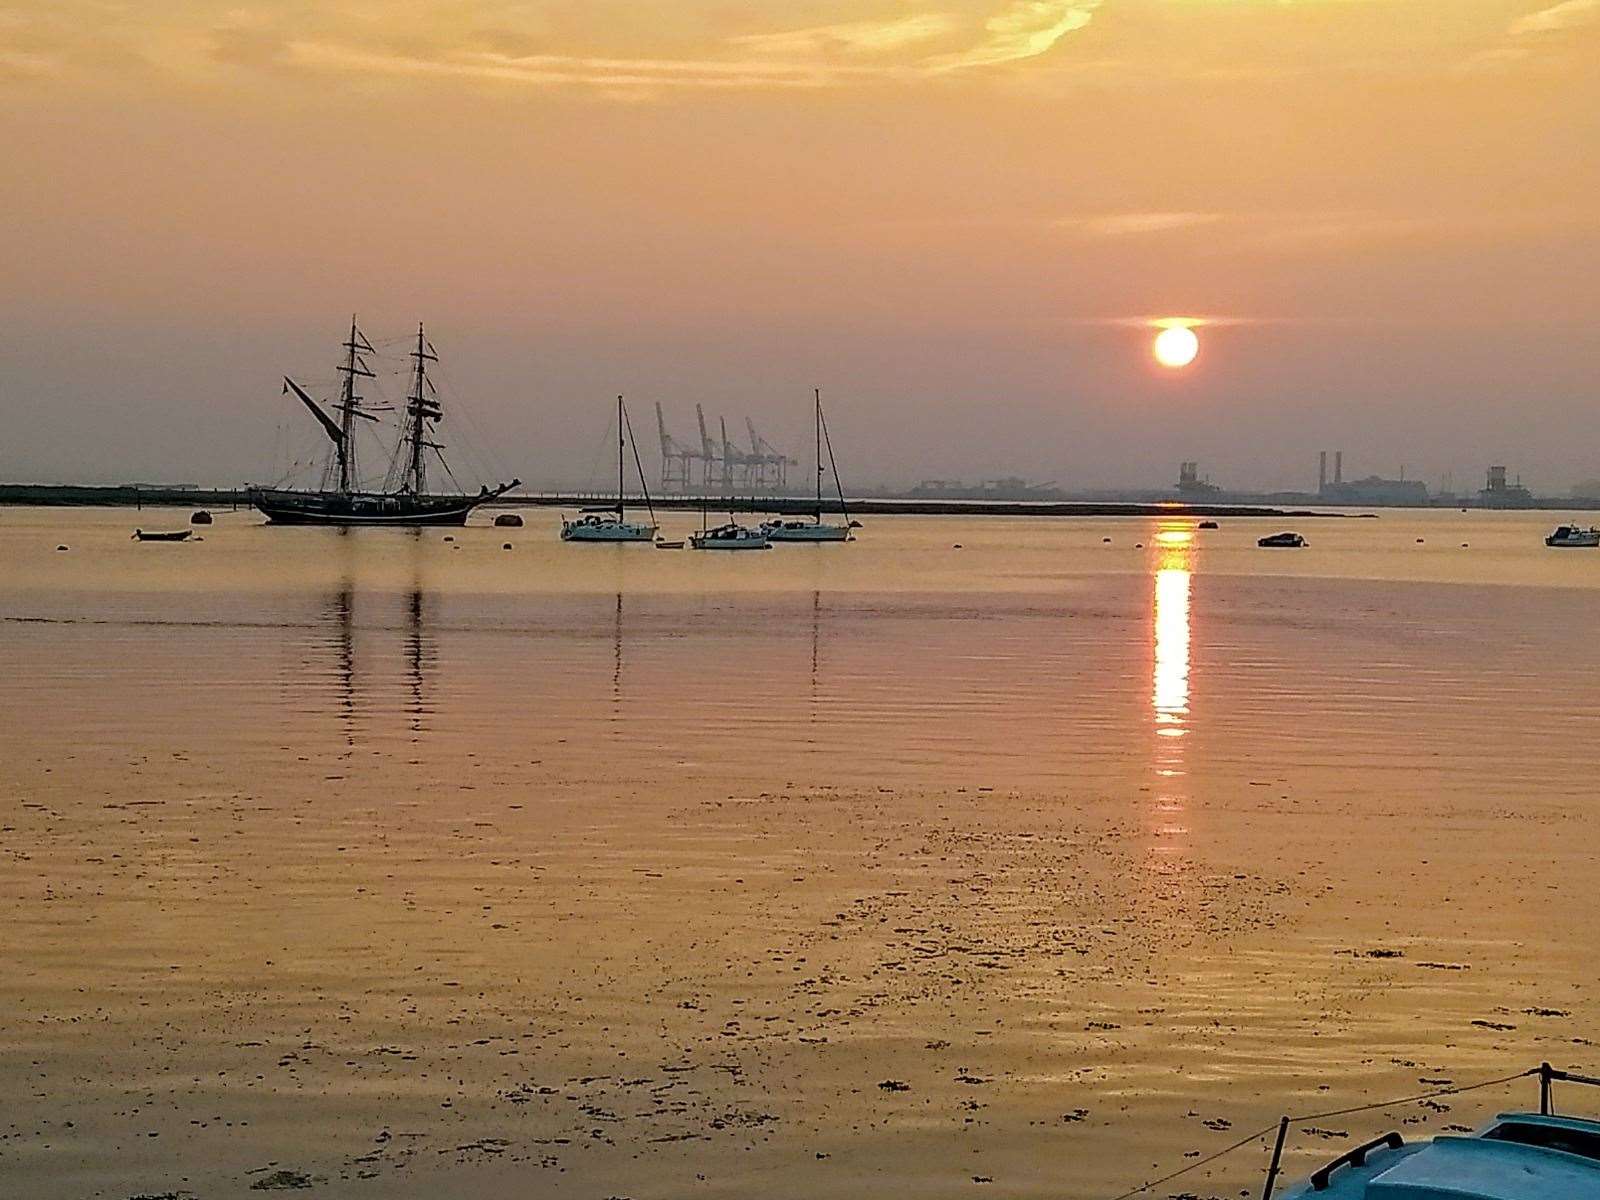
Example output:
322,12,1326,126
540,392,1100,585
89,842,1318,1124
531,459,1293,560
248,487,498,527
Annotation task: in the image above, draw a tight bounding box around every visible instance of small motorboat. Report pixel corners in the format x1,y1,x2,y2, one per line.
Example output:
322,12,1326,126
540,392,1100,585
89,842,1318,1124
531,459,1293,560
1278,1066,1600,1199
132,529,192,542
1198,520,1219,529
688,523,769,551
1545,524,1600,548
189,510,213,525
1258,531,1306,548
654,539,685,550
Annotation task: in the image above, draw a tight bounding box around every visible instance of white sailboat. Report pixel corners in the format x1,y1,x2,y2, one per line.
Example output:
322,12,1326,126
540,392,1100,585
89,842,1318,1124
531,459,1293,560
762,389,855,543
561,396,659,543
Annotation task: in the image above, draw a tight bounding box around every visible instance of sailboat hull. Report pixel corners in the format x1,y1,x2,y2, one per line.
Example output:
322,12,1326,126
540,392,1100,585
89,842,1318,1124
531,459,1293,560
247,487,489,527
561,520,658,542
762,522,851,542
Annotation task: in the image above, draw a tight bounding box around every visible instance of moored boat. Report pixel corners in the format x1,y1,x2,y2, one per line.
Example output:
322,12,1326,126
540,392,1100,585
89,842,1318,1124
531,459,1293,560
1545,524,1600,548
132,529,192,542
689,522,770,550
247,319,518,527
762,389,856,543
1258,531,1307,548
561,395,659,543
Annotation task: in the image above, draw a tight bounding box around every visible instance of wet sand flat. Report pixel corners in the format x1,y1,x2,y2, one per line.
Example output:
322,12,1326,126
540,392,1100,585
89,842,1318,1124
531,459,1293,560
3,508,1599,1198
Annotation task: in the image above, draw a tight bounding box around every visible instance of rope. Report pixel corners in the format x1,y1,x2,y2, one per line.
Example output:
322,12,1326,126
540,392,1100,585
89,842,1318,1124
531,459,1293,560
1105,1122,1277,1200
1289,1068,1538,1122
1101,1066,1542,1200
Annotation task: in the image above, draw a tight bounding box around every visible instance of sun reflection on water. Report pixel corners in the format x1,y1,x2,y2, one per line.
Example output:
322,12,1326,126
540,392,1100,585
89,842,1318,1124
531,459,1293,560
1148,529,1194,864
1153,541,1192,736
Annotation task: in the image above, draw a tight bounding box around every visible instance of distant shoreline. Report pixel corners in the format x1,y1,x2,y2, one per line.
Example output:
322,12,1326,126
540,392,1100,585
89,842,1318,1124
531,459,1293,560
5,482,1590,518
0,482,1367,519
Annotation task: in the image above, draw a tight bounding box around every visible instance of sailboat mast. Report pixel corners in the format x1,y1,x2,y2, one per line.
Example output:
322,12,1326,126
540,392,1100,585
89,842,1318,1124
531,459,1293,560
622,400,657,529
814,388,823,523
818,393,850,527
617,394,626,517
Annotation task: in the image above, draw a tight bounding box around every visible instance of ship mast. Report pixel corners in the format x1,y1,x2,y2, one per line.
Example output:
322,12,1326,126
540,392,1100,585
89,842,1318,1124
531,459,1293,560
405,323,440,495
335,316,376,494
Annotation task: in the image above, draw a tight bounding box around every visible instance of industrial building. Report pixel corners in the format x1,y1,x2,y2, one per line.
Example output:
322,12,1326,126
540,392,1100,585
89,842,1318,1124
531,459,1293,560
1478,465,1534,508
1316,450,1429,506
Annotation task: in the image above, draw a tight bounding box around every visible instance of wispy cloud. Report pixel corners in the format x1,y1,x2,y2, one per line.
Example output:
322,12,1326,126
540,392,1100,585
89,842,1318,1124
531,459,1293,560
282,42,871,91
1061,211,1223,237
925,0,1103,71
1509,0,1600,35
730,14,960,58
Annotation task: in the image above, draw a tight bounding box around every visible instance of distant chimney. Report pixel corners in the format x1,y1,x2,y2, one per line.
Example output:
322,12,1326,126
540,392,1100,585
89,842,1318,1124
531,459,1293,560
1334,450,1344,485
1319,450,1328,494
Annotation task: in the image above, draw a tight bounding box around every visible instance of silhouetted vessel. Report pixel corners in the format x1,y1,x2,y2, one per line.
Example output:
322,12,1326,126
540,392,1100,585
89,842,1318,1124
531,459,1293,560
1258,531,1306,548
248,319,518,527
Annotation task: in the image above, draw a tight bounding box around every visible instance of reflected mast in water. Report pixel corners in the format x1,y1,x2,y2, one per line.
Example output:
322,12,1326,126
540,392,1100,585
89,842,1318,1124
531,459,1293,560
611,591,623,727
406,588,432,737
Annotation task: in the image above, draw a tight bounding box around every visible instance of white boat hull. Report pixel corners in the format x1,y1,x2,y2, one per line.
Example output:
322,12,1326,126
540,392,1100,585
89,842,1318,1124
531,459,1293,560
689,527,770,550
561,520,657,542
763,522,851,542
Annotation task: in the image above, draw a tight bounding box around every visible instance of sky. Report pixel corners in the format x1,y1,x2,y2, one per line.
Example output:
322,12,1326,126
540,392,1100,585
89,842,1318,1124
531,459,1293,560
1,0,1596,494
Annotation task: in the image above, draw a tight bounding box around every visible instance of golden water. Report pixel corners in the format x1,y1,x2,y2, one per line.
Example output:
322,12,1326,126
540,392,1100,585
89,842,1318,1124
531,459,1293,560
2,506,1597,1198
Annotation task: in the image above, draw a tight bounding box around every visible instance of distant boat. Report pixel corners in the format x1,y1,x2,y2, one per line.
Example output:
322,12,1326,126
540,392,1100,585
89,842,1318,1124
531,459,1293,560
248,319,519,527
1545,524,1600,548
1198,520,1219,529
562,396,659,543
132,529,192,542
1258,531,1306,548
689,522,770,551
762,389,854,543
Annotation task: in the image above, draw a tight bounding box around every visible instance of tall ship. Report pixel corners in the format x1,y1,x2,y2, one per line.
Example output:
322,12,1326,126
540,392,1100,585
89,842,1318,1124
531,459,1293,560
248,319,519,526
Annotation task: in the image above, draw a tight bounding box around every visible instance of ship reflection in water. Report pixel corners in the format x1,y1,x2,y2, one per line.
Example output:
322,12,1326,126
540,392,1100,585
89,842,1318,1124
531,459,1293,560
1149,526,1193,863
301,531,436,747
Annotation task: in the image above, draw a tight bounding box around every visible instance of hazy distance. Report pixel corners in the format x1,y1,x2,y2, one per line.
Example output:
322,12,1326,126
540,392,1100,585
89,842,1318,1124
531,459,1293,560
1,0,1595,493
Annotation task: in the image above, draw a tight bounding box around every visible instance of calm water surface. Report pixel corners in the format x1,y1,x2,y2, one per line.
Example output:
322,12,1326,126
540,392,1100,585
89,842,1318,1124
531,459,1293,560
2,505,1598,1198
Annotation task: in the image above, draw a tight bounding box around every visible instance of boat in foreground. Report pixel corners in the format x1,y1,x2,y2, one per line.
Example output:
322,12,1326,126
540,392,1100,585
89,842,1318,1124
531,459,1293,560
689,523,770,550
248,319,518,527
762,388,856,543
562,395,659,543
1276,1064,1600,1200
1545,524,1600,547
1282,1112,1600,1198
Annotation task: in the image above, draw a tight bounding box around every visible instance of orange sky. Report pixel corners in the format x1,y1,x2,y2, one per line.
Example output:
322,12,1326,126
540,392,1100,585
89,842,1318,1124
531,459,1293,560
1,1,1596,491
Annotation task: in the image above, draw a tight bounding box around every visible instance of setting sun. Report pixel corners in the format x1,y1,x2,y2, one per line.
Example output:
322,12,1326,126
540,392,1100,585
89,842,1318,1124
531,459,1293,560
1153,326,1200,369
